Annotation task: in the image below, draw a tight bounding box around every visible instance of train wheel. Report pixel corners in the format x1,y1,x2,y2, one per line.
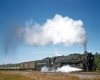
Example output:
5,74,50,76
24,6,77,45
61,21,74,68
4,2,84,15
37,67,41,71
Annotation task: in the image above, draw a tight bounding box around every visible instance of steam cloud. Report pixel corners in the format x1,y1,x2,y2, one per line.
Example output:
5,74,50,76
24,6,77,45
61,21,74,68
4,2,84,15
56,65,82,73
41,65,82,73
54,50,63,56
23,14,88,47
3,14,88,54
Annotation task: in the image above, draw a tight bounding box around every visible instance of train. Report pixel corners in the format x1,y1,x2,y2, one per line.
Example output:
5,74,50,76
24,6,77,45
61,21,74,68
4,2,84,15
0,51,96,71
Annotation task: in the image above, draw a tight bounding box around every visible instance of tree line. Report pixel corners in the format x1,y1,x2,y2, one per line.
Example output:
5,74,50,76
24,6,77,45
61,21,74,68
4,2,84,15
94,52,100,70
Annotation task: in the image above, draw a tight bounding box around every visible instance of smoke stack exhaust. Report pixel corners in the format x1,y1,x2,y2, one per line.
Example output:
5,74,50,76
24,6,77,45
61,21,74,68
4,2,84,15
84,44,87,53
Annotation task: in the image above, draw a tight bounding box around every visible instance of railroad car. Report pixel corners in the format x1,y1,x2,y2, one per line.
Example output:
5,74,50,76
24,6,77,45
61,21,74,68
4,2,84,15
36,58,51,70
28,61,36,70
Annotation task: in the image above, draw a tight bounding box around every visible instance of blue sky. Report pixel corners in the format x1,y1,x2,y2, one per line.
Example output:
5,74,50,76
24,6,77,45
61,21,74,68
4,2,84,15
0,0,100,64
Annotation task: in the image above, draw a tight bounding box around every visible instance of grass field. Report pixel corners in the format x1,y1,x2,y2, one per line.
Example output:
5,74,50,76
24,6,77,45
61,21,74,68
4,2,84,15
0,72,34,80
0,71,100,80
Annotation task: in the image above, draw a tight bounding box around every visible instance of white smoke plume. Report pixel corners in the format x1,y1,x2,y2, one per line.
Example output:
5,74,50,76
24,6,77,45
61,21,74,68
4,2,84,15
41,66,55,72
23,14,88,47
56,65,82,73
54,49,63,56
41,65,82,73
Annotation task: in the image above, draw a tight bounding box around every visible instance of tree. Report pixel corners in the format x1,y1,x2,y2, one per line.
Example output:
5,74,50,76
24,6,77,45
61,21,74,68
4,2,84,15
94,52,100,70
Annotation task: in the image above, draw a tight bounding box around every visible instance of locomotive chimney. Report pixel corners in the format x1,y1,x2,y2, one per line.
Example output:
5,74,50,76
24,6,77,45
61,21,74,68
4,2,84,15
84,44,87,54
84,50,87,54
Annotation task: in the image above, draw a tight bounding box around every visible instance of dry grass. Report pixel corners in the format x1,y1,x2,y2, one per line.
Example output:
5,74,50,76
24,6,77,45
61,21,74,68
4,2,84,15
0,71,100,80
0,72,34,80
22,71,100,80
27,71,100,80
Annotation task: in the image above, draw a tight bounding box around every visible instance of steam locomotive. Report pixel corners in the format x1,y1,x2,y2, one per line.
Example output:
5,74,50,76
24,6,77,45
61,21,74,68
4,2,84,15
0,51,95,71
